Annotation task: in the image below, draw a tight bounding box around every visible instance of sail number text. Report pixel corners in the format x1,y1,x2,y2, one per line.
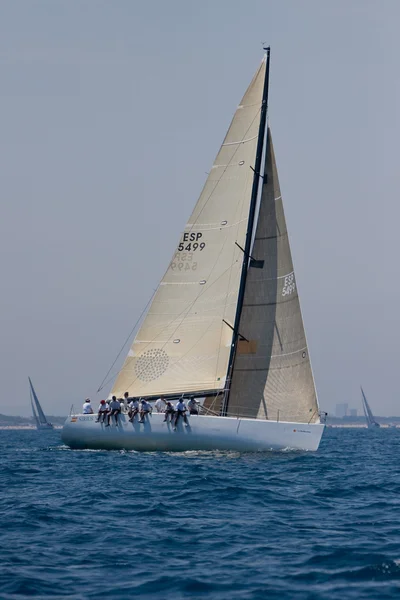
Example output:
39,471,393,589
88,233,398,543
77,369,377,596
282,272,296,296
170,252,198,272
177,232,206,252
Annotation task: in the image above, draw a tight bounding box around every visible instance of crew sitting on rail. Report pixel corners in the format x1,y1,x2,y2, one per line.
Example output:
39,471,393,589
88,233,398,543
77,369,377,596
128,398,140,422
139,399,152,423
82,398,93,414
123,391,133,412
163,401,175,423
106,396,121,427
96,400,109,423
174,397,188,429
155,395,167,413
187,396,199,415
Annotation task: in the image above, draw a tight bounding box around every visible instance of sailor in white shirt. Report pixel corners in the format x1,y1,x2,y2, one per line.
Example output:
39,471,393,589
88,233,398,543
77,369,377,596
128,398,140,422
154,396,167,413
123,391,131,412
139,399,152,423
82,398,93,414
95,400,109,423
174,397,188,429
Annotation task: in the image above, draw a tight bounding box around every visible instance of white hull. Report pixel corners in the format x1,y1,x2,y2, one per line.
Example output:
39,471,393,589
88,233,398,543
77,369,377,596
61,413,324,452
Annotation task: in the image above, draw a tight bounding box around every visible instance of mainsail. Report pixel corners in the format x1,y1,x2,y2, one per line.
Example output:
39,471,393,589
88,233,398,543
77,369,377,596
226,130,319,423
112,59,267,398
361,386,379,428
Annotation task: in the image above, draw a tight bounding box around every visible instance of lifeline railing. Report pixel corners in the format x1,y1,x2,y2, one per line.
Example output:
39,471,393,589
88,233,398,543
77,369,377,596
69,398,321,424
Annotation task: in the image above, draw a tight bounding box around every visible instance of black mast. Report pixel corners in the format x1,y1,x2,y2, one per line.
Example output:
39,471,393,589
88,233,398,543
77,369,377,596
222,47,271,416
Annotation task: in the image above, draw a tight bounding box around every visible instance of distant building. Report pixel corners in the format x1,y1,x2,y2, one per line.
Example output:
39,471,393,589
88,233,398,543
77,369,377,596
335,403,348,418
349,409,358,417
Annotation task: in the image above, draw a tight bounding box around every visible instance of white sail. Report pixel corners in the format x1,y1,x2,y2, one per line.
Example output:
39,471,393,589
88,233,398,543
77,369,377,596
112,59,266,398
29,377,53,429
227,130,319,423
361,386,379,428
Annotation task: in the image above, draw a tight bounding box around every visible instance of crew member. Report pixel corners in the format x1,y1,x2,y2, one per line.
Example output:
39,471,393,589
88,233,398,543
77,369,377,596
163,401,175,423
139,399,152,423
187,397,199,415
106,396,121,426
174,397,188,429
82,398,93,414
123,391,133,412
96,400,109,423
128,398,140,422
155,396,167,413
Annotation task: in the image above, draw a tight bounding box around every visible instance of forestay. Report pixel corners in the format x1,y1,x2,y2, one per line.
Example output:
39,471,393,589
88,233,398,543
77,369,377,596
227,130,319,423
112,59,267,398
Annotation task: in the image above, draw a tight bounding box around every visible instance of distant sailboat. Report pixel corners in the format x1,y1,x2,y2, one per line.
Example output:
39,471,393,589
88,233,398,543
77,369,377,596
361,386,380,429
29,378,54,430
62,49,325,452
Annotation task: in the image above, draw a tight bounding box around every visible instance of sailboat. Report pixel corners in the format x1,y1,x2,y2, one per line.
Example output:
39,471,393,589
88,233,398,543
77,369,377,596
360,386,380,429
29,377,54,430
62,49,325,452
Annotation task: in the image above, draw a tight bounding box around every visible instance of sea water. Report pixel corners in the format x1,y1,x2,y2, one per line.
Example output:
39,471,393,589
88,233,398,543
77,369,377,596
0,427,400,599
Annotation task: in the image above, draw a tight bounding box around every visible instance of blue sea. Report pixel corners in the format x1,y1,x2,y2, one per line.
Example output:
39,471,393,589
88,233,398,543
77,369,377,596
1,428,400,599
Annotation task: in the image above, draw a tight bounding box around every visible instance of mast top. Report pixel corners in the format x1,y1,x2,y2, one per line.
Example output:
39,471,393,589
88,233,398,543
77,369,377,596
261,45,270,64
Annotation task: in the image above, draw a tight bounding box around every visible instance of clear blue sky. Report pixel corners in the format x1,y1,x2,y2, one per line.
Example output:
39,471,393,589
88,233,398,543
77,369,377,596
1,0,398,416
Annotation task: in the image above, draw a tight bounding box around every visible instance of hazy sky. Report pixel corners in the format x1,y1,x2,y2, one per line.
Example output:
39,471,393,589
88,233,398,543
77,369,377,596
1,0,399,417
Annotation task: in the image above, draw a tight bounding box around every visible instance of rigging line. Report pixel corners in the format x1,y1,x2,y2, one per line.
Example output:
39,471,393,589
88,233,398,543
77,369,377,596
96,289,157,392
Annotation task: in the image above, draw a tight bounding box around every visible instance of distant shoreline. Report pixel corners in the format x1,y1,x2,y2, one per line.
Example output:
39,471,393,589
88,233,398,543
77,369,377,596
0,426,63,430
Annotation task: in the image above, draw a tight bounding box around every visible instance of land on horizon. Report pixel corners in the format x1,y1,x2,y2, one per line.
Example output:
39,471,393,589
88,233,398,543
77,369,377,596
0,414,66,427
